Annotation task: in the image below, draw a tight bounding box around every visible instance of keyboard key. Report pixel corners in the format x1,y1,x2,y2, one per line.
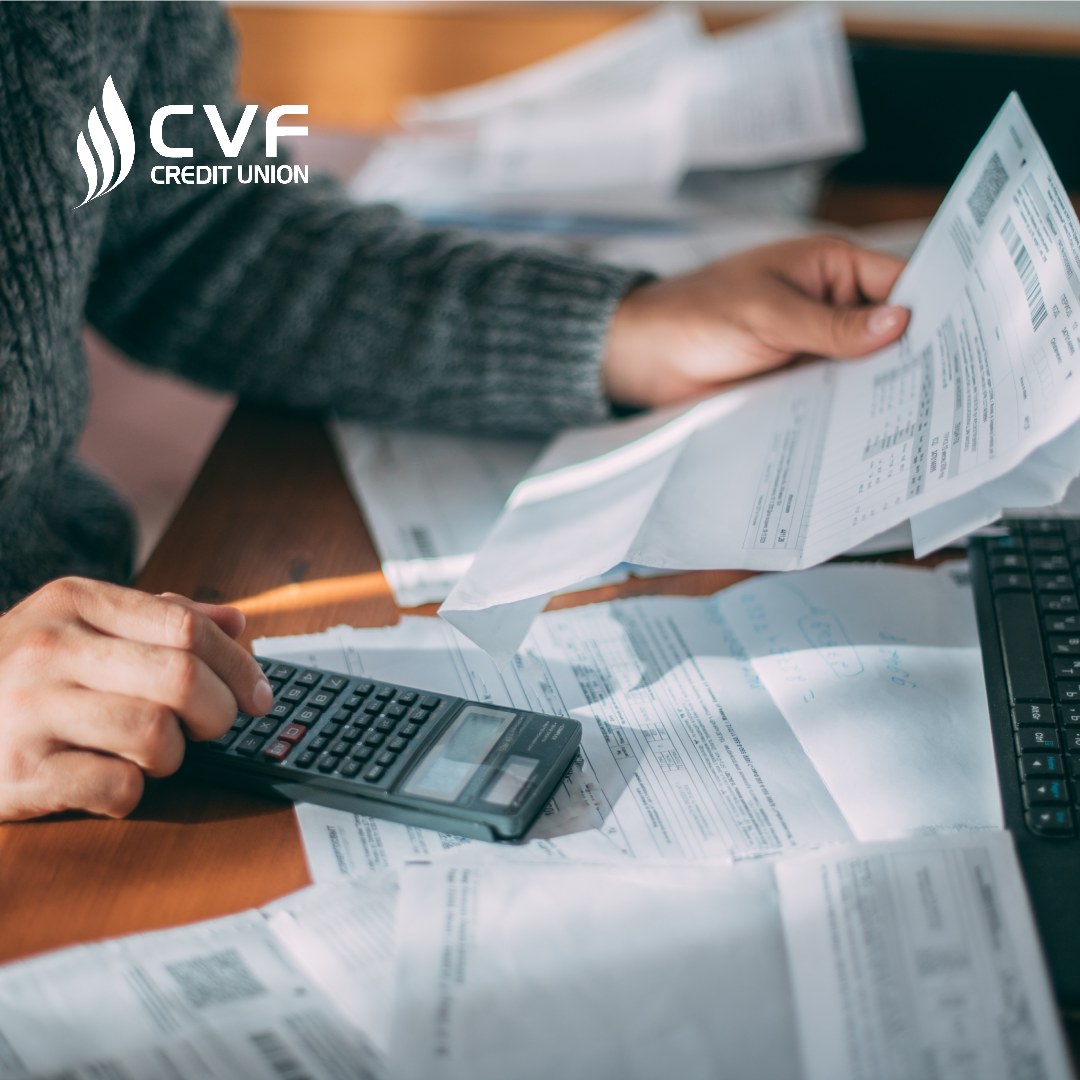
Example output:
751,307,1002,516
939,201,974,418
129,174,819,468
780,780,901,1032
279,724,307,744
1049,635,1080,657
324,675,349,692
1016,729,1061,753
1021,521,1063,536
263,740,292,763
1026,808,1074,836
1013,703,1055,727
1032,555,1068,573
311,736,330,751
1065,729,1080,753
1028,536,1067,553
1040,593,1080,614
1045,613,1080,634
1023,779,1069,806
990,553,1029,572
995,594,1052,702
1037,574,1075,592
1062,707,1080,728
992,572,1032,592
1054,658,1080,680
296,670,321,687
1057,681,1080,703
236,734,265,756
1020,753,1064,778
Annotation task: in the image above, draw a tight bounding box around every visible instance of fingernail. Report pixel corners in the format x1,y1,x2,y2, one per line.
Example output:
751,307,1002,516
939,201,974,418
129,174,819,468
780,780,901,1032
868,306,906,337
253,675,274,715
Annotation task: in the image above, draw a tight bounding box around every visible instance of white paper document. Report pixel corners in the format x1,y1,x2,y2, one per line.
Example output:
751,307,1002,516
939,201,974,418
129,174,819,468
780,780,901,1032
257,563,1000,884
387,833,1069,1080
0,909,380,1080
356,7,861,209
441,94,1080,661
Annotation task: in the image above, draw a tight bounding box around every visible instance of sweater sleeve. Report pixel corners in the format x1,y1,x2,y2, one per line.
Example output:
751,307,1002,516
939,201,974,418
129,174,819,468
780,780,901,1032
83,3,649,436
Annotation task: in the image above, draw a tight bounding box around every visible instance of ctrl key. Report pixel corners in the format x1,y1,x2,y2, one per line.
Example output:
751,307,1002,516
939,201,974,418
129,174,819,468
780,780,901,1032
1026,807,1074,836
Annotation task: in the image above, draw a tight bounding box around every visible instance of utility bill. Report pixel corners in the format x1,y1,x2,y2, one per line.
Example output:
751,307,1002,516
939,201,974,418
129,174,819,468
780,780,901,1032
150,163,310,185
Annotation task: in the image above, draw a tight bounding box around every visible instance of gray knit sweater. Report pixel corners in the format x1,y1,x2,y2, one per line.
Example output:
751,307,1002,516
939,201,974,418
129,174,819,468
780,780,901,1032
0,2,643,609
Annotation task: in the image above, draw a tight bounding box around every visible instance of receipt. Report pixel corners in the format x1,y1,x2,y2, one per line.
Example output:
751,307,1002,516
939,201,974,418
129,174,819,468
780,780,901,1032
441,94,1080,660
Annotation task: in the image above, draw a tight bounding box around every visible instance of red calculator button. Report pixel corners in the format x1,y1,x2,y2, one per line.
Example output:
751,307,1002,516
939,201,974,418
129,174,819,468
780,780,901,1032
263,740,292,763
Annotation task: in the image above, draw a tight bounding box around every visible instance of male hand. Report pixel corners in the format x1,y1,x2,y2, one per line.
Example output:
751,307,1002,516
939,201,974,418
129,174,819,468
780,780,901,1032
602,236,910,409
0,577,272,821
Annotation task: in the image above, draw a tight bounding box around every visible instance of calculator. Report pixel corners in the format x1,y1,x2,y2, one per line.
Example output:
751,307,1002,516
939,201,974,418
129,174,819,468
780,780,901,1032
181,658,583,841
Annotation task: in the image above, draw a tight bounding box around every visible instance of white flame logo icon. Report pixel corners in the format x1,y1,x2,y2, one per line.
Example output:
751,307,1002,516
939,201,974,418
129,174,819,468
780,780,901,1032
74,77,135,209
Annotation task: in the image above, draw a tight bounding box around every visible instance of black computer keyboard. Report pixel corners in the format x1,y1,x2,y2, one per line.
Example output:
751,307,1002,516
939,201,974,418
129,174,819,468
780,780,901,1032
969,518,1080,1005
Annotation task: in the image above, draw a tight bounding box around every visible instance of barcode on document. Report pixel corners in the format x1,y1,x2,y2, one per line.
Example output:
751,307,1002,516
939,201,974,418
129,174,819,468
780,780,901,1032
967,151,1009,227
409,525,437,559
1001,215,1049,332
250,1032,314,1080
164,948,267,1009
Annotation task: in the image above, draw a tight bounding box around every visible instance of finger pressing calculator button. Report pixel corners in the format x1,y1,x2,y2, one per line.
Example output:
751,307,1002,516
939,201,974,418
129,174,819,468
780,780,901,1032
364,765,386,783
251,717,279,737
208,731,237,750
279,724,306,744
236,734,265,756
1026,808,1074,836
263,740,292,763
324,676,349,692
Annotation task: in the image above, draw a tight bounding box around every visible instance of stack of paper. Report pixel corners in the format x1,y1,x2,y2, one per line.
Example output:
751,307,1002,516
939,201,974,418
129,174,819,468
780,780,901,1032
0,835,1070,1080
352,6,862,216
439,94,1080,661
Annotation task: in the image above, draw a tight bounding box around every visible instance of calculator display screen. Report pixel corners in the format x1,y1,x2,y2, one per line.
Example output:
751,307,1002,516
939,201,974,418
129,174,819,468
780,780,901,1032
402,706,512,803
482,755,539,807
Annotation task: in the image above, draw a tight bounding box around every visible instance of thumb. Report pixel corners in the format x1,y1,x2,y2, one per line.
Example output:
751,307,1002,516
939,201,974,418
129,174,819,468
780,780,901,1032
157,593,246,640
776,294,910,359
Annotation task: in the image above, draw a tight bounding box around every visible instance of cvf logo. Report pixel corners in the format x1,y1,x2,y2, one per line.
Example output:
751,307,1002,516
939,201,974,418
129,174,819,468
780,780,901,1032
75,77,308,208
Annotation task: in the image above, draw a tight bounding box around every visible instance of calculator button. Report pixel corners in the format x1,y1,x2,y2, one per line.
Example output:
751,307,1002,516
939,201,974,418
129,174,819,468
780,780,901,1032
419,695,440,710
1016,729,1061,753
251,717,279,737
330,739,352,757
407,707,431,725
330,709,353,725
269,702,294,721
376,751,395,767
311,736,330,752
317,753,342,773
208,731,237,750
339,760,362,779
296,670,321,687
354,682,374,697
1012,704,1054,728
296,751,317,769
396,691,418,706
1026,808,1074,836
375,717,395,733
400,723,420,739
1020,753,1064,778
322,721,343,739
236,734,265,756
294,707,321,726
374,687,395,702
341,695,363,711
263,740,292,763
385,704,407,721
309,690,337,710
363,700,383,715
1023,779,1069,806
267,664,295,681
231,713,252,731
341,725,362,743
363,731,384,747
363,765,386,783
279,724,306,744
282,686,306,704
388,736,408,753
351,746,374,763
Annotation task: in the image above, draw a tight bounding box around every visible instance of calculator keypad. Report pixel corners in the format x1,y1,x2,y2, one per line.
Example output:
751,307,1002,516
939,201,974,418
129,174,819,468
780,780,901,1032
206,659,448,790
